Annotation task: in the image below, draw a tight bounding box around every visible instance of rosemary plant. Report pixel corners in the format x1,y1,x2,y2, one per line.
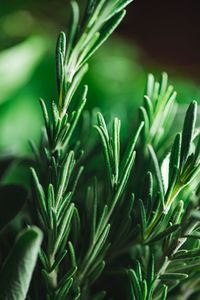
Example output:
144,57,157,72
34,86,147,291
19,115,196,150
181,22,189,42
1,0,200,300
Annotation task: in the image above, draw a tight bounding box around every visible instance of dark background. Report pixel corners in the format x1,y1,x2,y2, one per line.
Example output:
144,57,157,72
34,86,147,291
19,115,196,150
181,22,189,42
120,0,200,80
2,0,200,78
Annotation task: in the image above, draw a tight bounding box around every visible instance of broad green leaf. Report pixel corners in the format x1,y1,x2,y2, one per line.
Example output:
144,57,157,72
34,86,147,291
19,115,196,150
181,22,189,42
0,226,43,300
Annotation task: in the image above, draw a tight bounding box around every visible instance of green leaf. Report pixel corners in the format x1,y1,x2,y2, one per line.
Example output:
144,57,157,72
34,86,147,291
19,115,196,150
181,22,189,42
147,255,154,288
56,31,66,94
112,0,135,19
142,280,147,300
39,98,51,142
159,72,168,97
129,269,143,300
191,210,200,220
54,203,75,253
160,285,168,300
83,10,126,65
57,266,77,289
160,273,188,280
63,88,87,147
0,184,27,231
52,101,59,135
169,200,184,225
88,260,105,285
49,250,67,273
39,249,50,270
85,0,98,17
143,171,153,213
30,167,48,226
139,199,146,240
92,177,98,239
63,63,88,111
146,73,154,99
172,248,200,260
55,278,73,300
144,95,153,123
90,224,110,263
0,227,43,300
56,151,74,207
68,241,77,267
66,1,79,63
95,205,108,238
147,275,158,300
95,124,113,186
110,151,136,216
71,207,81,247
113,117,121,184
135,260,142,282
120,121,144,181
180,101,197,169
146,224,179,244
139,106,149,138
169,133,181,183
148,144,165,209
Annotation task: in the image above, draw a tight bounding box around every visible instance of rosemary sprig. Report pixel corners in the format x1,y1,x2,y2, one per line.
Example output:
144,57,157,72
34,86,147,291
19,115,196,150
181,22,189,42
29,0,135,298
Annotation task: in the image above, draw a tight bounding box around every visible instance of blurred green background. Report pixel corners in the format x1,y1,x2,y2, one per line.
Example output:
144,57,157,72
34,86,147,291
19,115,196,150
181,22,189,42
0,0,200,185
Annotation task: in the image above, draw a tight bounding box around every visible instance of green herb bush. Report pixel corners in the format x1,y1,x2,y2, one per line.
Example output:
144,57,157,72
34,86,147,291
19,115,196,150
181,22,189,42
1,1,200,299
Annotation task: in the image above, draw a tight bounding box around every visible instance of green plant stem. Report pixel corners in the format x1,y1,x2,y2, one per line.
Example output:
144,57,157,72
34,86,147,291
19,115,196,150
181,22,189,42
48,254,58,289
145,182,184,240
